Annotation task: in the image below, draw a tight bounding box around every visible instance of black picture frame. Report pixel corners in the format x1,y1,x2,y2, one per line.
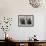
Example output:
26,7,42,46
18,15,34,27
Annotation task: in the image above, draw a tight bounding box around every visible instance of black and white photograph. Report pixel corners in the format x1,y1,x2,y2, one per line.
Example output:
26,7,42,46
0,0,46,46
18,15,34,27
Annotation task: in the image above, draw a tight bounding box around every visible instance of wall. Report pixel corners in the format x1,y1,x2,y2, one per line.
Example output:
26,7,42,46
44,16,46,40
0,0,46,40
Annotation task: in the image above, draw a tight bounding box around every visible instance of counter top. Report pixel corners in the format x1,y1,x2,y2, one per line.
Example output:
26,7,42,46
12,40,46,43
5,39,46,43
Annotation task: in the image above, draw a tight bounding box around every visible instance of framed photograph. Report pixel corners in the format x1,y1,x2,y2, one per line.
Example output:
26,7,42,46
18,15,34,27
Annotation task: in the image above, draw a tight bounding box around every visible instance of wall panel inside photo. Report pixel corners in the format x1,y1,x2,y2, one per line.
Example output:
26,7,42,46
18,15,34,27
